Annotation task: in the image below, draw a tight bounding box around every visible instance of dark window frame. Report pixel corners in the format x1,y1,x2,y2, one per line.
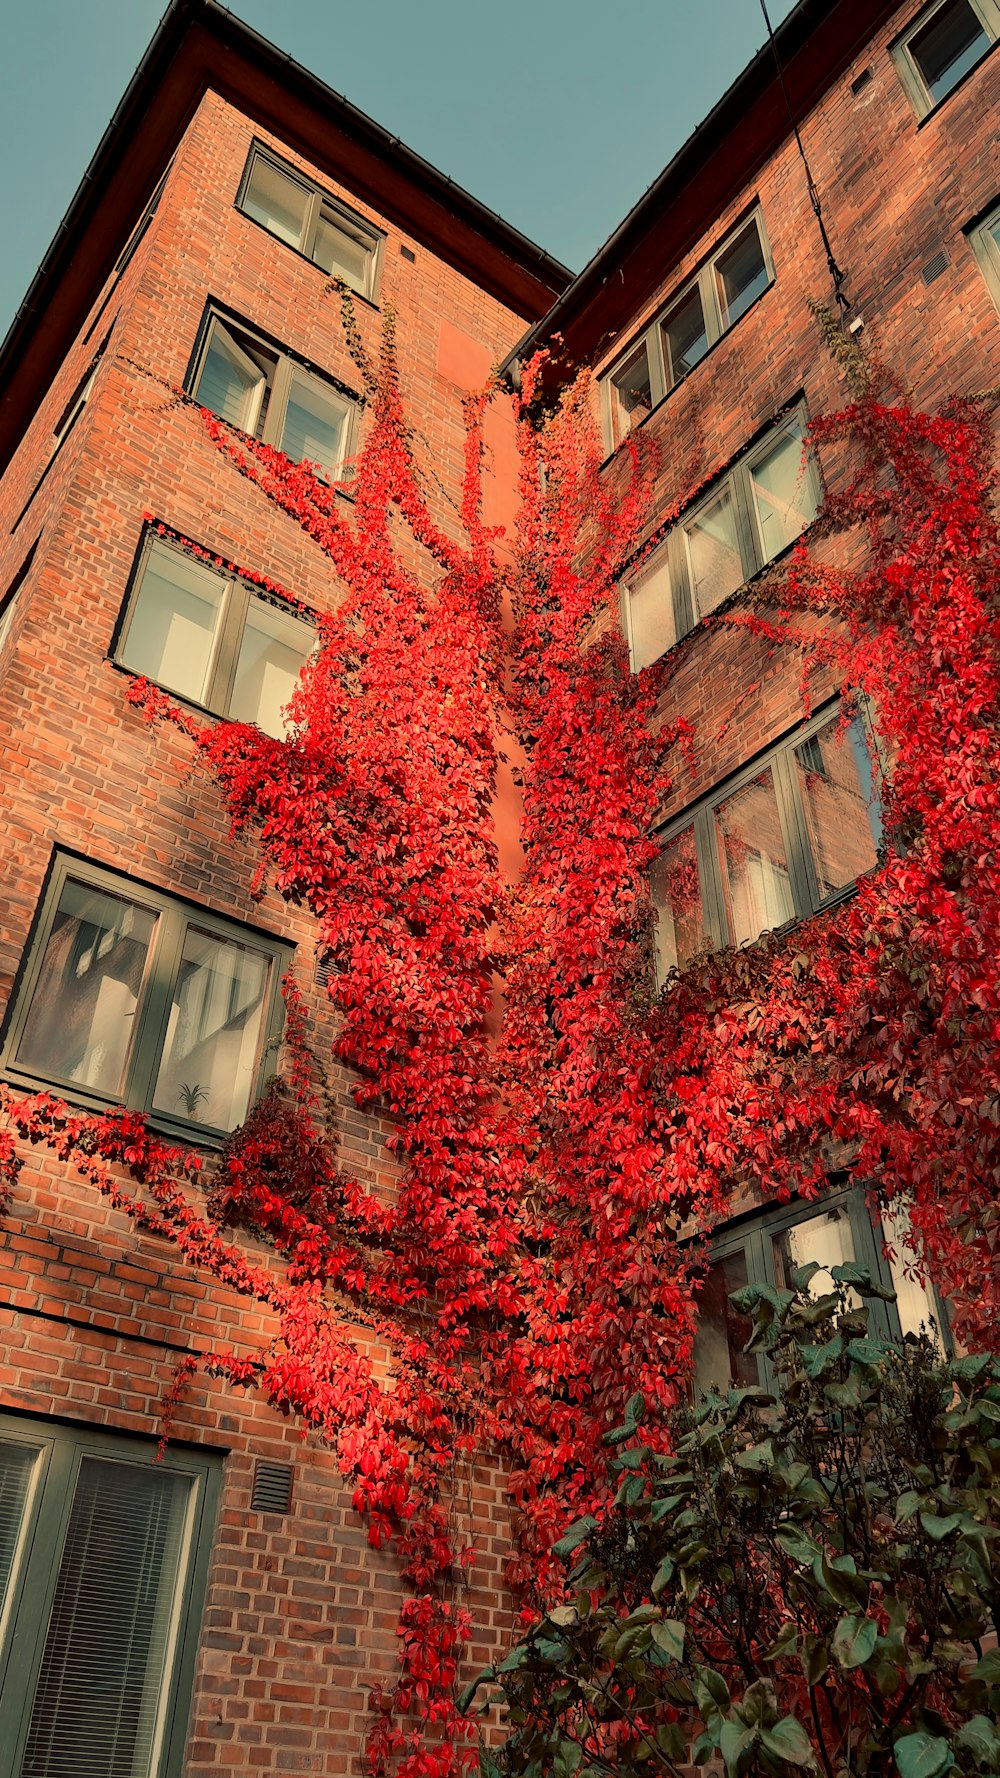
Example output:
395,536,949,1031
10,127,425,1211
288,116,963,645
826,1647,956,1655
601,204,775,451
184,302,361,485
693,1186,950,1398
622,403,822,667
653,699,883,981
0,851,291,1143
111,523,316,733
0,1411,220,1778
0,539,39,659
236,141,384,301
890,0,1000,119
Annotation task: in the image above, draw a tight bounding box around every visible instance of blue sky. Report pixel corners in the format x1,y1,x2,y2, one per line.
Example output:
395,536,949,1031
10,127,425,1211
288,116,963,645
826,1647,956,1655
0,0,798,339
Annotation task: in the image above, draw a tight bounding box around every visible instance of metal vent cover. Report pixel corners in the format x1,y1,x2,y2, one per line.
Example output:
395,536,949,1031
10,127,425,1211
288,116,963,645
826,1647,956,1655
251,1460,293,1514
920,249,950,285
851,66,872,94
315,955,333,987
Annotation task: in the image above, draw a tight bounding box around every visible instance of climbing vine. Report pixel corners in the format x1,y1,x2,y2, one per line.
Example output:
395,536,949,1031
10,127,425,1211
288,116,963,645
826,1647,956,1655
2,305,1000,1775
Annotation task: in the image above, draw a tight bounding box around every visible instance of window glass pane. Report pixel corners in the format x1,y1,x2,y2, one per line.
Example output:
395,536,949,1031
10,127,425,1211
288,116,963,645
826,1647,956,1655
610,344,653,444
662,286,708,384
120,541,226,706
715,768,794,945
684,485,744,616
279,373,350,481
795,715,881,900
693,1248,758,1394
313,212,371,288
772,1202,857,1299
152,928,270,1130
880,1202,942,1341
714,219,769,328
910,0,990,102
0,1441,41,1635
229,599,314,737
194,323,269,431
20,1455,192,1778
15,882,156,1097
651,825,706,977
242,156,310,249
625,552,676,670
748,423,818,563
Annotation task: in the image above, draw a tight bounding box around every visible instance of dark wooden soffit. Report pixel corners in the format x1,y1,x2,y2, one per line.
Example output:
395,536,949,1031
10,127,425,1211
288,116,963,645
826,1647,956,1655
505,0,903,379
0,0,571,479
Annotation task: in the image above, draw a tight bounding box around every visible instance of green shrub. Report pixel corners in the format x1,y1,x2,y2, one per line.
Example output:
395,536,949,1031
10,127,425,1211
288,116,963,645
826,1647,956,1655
466,1267,1000,1778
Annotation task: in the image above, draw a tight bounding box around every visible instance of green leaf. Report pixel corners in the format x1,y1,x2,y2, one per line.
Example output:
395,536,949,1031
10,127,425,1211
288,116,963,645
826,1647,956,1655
651,1554,675,1596
720,1720,756,1777
651,1619,685,1662
832,1614,878,1670
693,1665,731,1719
845,1336,887,1367
892,1732,952,1778
776,1525,822,1566
552,1516,598,1559
895,1488,922,1522
830,1260,897,1300
765,1621,799,1662
734,1439,775,1471
954,1716,1000,1765
801,1336,843,1379
456,1666,493,1714
919,1510,964,1541
546,1605,579,1628
759,1717,815,1768
801,1635,829,1687
966,1648,1000,1685
791,1261,823,1290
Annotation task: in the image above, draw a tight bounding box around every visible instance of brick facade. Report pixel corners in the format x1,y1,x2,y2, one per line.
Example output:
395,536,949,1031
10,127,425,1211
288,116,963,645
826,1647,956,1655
0,0,997,1771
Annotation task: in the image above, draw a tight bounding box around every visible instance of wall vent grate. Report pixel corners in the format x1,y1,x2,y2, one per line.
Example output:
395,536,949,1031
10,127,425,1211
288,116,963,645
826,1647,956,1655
851,67,872,94
251,1461,294,1514
920,249,950,285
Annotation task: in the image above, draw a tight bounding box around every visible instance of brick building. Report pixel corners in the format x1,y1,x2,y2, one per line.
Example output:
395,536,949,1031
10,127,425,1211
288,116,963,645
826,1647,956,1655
0,0,997,1770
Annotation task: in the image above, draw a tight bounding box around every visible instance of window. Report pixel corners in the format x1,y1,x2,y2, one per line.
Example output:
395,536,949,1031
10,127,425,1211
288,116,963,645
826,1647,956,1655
622,409,820,668
968,197,1000,310
12,328,115,535
0,1414,218,1778
187,309,358,484
237,144,382,298
652,705,882,977
891,0,999,118
0,541,39,660
2,855,290,1138
603,208,774,448
693,1189,946,1397
115,530,314,738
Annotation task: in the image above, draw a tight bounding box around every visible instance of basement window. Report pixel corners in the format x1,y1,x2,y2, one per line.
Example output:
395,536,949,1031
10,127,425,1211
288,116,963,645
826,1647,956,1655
237,143,383,298
621,406,820,669
602,206,774,449
188,307,358,484
1,853,290,1137
891,0,1000,118
651,703,882,979
115,529,314,738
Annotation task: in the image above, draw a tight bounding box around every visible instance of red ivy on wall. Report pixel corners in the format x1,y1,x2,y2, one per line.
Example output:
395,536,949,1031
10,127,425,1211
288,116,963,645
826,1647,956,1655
2,310,1000,1774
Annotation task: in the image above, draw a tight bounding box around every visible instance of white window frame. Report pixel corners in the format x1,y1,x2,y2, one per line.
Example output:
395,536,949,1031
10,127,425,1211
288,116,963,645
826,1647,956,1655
601,205,775,450
236,142,383,300
621,405,821,669
187,307,360,484
890,0,1000,119
113,525,315,732
1,852,291,1141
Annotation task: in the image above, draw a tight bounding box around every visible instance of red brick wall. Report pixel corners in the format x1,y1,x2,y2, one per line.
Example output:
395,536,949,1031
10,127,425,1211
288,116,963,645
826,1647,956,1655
592,6,1000,819
0,86,533,1774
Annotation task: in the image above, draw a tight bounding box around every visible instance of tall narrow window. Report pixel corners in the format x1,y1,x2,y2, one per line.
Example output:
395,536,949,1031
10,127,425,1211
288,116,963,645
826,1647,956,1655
0,1418,219,1778
0,540,39,659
